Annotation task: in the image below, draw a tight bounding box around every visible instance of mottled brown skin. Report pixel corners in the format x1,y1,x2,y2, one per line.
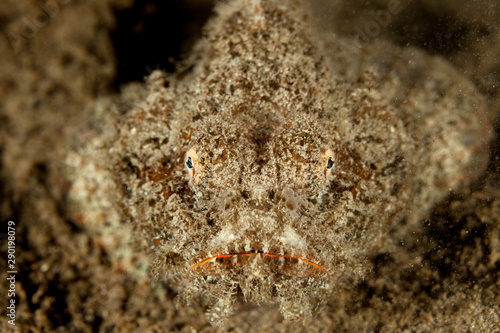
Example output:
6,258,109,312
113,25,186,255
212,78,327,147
67,0,492,326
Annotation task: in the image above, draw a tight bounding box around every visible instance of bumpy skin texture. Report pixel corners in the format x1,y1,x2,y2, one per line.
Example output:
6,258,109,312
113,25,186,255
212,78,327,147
67,0,492,326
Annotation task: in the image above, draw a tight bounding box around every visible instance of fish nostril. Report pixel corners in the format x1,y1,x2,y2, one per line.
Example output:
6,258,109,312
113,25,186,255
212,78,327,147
241,190,250,199
268,190,275,200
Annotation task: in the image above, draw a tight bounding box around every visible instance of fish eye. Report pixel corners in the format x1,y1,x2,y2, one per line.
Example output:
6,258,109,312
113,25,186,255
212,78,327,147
326,156,335,169
186,156,193,169
185,147,203,183
323,149,335,170
185,147,198,172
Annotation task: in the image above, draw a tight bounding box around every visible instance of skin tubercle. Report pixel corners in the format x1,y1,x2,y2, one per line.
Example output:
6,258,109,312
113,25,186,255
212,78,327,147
64,0,492,327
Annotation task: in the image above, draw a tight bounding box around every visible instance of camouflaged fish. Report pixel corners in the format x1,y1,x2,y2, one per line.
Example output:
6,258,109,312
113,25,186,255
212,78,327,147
65,0,492,326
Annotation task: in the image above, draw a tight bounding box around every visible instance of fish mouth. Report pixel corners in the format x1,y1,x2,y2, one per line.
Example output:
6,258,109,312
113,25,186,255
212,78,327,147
187,251,330,279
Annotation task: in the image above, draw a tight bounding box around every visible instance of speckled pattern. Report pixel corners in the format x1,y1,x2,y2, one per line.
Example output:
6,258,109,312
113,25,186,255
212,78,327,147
63,0,493,326
1,0,498,331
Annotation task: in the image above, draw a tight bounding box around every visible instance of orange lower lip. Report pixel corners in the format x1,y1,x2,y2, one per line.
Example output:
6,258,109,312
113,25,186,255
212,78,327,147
187,252,330,277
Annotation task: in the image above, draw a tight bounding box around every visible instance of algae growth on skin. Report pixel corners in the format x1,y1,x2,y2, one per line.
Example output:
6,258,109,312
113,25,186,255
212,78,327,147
64,0,492,326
